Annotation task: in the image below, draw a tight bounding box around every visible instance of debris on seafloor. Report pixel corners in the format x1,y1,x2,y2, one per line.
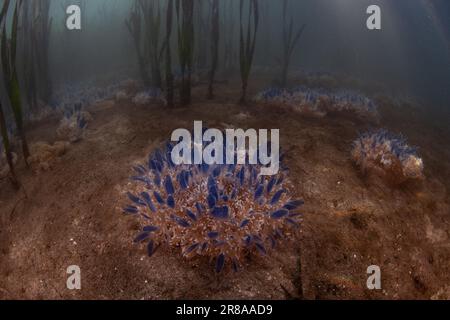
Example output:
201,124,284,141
27,141,70,173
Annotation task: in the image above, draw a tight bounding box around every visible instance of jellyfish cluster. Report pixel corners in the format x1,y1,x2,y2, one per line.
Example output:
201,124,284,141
52,79,165,109
254,87,378,120
50,81,120,111
22,81,121,124
131,88,166,106
122,142,303,273
56,103,92,143
351,129,424,182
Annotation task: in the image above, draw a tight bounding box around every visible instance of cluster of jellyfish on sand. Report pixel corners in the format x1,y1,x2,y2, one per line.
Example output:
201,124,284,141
52,80,165,141
254,86,424,186
29,77,165,125
56,103,92,143
26,80,163,174
121,141,304,273
54,84,164,143
351,129,424,184
254,86,379,121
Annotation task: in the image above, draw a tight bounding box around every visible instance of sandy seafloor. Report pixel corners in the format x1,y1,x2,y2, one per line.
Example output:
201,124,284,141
0,77,449,300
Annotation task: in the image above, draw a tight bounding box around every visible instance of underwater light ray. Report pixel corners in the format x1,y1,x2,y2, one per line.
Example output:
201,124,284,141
419,0,450,58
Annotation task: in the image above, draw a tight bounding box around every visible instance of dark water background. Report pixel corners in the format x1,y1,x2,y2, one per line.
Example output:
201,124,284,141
1,0,450,113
